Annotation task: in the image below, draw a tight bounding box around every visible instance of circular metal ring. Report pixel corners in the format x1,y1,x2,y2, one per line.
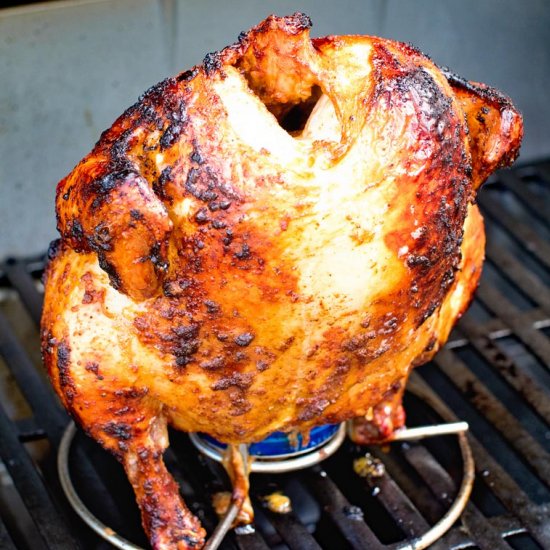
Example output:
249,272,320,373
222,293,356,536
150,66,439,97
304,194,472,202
58,421,142,550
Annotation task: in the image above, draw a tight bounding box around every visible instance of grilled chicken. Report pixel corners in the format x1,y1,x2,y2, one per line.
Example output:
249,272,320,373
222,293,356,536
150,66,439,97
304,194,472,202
41,13,522,549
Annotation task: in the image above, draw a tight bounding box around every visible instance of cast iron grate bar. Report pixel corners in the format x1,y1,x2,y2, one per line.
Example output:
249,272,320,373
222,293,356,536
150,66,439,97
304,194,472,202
254,505,322,550
401,444,511,550
0,400,79,548
485,240,550,315
499,170,550,227
538,162,550,185
455,316,550,424
305,468,385,549
0,505,17,550
410,372,550,548
0,311,68,447
368,445,445,526
476,282,550,367
0,162,548,549
3,258,44,328
446,308,550,350
478,192,550,271
361,458,432,538
434,349,550,488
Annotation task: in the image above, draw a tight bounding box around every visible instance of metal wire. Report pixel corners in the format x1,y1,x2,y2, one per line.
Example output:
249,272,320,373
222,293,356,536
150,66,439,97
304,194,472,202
204,444,250,550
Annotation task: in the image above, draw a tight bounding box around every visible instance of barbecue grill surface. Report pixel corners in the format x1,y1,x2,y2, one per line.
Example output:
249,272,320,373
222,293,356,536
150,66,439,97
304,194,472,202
1,161,549,549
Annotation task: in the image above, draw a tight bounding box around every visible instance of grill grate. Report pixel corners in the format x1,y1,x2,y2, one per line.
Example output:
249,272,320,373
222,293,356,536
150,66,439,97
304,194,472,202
1,160,549,549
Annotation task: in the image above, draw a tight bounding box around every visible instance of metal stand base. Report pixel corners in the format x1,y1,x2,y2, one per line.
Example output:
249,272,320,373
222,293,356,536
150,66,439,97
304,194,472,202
58,411,474,550
189,423,347,474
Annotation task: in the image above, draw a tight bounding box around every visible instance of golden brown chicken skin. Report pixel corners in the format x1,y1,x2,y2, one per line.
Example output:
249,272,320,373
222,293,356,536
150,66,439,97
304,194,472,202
42,13,522,549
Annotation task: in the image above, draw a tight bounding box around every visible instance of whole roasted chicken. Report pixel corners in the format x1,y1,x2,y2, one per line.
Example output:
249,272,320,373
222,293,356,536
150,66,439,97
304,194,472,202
41,13,522,549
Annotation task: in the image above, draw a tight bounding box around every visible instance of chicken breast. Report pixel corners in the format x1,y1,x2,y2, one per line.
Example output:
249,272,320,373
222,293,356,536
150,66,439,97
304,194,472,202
41,13,522,549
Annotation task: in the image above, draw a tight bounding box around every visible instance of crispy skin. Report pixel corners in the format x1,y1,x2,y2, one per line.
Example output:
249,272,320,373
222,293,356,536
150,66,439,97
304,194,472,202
42,13,522,549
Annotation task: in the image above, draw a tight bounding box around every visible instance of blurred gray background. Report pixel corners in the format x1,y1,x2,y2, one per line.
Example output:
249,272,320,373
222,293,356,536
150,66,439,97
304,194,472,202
1,0,549,257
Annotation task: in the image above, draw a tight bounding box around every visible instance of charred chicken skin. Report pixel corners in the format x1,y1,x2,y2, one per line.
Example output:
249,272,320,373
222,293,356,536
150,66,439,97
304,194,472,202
41,13,522,549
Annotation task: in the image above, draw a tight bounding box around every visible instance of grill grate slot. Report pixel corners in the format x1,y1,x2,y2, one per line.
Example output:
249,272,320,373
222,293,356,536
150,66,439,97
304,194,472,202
0,161,549,549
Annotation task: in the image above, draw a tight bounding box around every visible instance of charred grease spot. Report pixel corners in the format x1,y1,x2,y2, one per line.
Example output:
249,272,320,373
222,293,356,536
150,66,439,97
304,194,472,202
203,52,222,76
194,208,209,224
420,301,439,323
160,123,183,150
69,218,84,242
110,128,133,162
47,238,62,261
42,330,57,355
166,323,200,368
88,171,131,210
227,389,253,417
103,421,132,441
234,332,255,347
138,76,177,106
291,11,312,30
85,361,104,380
200,356,225,370
395,67,453,138
341,332,376,352
184,164,230,204
296,397,329,422
406,254,432,270
81,271,105,305
97,252,122,291
211,219,227,229
381,315,399,335
211,372,254,391
176,67,199,82
149,242,168,272
234,351,248,362
222,229,234,246
204,300,221,314
256,361,269,372
88,222,112,252
153,166,173,201
190,143,205,165
57,341,76,404
85,361,100,374
159,98,188,151
234,243,251,260
163,279,183,297
113,387,149,400
137,104,163,130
